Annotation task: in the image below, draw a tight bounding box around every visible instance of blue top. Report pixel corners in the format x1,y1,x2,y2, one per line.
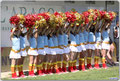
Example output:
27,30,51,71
52,35,58,46
44,35,48,46
12,36,20,51
69,33,76,44
28,36,36,48
37,35,44,48
64,33,68,46
95,32,101,42
88,32,95,42
58,34,64,45
20,36,26,49
102,30,110,42
75,34,80,44
48,37,54,47
79,31,85,43
83,30,88,42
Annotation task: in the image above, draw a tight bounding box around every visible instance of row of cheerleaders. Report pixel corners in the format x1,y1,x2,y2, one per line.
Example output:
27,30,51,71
9,9,116,79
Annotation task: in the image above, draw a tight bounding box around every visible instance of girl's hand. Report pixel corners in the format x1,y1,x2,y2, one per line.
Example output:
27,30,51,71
12,27,16,32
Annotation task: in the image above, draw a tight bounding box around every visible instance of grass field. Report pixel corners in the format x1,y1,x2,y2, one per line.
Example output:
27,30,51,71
2,66,119,80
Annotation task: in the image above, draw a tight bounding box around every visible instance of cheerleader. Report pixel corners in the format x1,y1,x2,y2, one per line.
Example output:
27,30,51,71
83,24,89,68
40,26,49,74
101,21,111,69
62,23,71,72
94,20,101,69
9,26,21,79
43,33,49,74
27,27,38,76
87,22,96,69
57,26,64,73
17,25,28,77
74,24,81,71
68,24,78,72
51,28,60,74
36,26,46,76
78,24,86,71
47,27,55,74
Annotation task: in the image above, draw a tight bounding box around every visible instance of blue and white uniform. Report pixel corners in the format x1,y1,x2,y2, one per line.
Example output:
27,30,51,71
44,35,49,54
20,35,27,56
63,33,70,54
52,35,59,54
28,35,38,56
95,32,102,49
58,34,64,54
48,36,56,55
69,33,78,52
9,35,21,59
79,31,86,51
37,35,45,55
83,30,89,49
88,32,96,50
101,30,110,50
75,33,81,52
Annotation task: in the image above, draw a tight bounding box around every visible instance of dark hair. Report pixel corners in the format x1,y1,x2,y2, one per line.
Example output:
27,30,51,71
96,28,100,32
89,25,95,32
47,34,52,39
20,33,25,37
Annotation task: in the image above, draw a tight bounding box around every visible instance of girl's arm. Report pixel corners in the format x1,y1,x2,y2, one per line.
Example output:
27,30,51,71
45,27,52,36
95,20,100,31
56,26,61,36
18,26,21,37
71,23,77,33
64,23,71,33
65,25,71,34
34,28,38,39
87,22,92,29
59,26,64,34
101,22,107,32
27,31,30,40
42,26,49,35
10,28,16,40
76,25,81,33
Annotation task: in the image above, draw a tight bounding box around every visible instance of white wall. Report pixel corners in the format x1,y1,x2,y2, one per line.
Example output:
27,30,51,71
1,1,119,47
1,1,64,47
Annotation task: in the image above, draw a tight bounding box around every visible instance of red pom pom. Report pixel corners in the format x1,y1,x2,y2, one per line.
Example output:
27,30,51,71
38,12,50,22
24,14,36,28
65,11,76,23
82,11,90,17
9,15,20,25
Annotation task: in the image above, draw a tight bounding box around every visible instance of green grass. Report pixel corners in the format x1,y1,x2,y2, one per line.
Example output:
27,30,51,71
2,66,119,80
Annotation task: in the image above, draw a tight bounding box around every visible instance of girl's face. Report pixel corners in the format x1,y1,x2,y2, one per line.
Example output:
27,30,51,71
14,27,20,35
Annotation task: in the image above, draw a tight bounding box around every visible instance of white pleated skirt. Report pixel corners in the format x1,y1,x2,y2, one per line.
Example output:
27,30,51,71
95,42,102,49
56,46,64,54
9,50,21,59
44,47,50,54
63,47,70,54
50,48,57,55
101,42,110,50
38,48,46,55
88,44,96,50
80,45,86,51
28,48,38,56
20,49,27,57
77,46,82,52
69,46,78,52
